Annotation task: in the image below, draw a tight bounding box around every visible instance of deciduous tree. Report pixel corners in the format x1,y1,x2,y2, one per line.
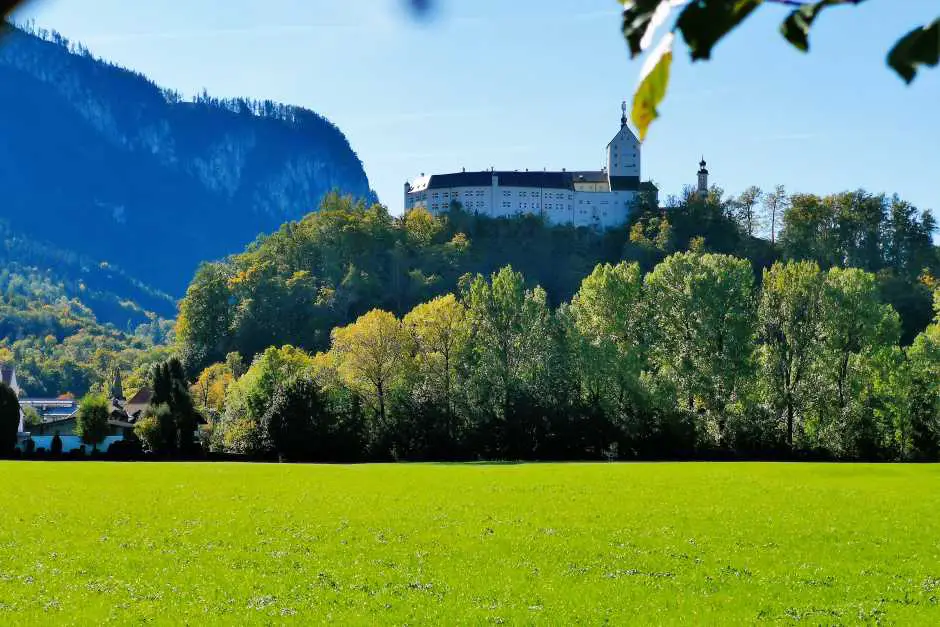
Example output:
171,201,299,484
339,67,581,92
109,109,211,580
758,261,825,448
645,252,756,444
75,393,110,452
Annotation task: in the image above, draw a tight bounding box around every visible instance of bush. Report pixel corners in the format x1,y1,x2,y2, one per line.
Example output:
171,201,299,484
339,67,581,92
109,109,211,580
106,438,143,460
50,433,63,456
134,415,162,454
24,438,35,455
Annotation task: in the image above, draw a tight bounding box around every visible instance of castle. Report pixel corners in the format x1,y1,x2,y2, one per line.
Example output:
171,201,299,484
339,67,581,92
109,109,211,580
404,103,659,229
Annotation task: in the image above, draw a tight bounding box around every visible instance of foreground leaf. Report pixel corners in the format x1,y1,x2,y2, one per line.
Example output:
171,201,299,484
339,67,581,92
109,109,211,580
888,18,940,84
781,0,867,52
631,32,674,141
621,0,668,57
676,0,762,61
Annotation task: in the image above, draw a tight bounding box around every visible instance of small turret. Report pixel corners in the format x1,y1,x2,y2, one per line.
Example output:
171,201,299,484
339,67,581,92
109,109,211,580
697,157,708,196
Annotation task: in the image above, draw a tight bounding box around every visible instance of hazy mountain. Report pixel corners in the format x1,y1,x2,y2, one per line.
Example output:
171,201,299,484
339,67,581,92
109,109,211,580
0,22,375,296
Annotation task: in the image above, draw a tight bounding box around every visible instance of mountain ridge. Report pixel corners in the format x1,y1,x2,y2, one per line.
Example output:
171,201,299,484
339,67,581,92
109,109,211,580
0,21,375,296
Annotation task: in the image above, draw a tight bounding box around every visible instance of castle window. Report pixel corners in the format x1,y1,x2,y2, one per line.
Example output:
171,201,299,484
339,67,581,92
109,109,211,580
503,190,511,197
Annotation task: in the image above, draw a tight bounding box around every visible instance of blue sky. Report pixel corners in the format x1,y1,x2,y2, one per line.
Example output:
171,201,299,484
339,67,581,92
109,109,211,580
15,0,940,220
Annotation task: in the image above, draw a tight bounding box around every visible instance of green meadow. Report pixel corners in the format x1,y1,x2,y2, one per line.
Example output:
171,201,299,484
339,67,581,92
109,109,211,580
1,462,939,625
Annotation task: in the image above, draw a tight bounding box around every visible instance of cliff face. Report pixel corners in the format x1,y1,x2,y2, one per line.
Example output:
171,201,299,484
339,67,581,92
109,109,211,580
0,23,375,295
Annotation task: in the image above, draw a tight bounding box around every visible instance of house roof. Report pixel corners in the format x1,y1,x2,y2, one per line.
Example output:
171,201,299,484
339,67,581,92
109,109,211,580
123,387,153,421
125,387,152,406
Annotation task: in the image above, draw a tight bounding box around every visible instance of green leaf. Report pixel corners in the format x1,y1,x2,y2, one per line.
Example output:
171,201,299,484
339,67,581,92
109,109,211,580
676,0,762,61
781,0,867,53
631,33,674,142
621,0,669,58
888,18,940,84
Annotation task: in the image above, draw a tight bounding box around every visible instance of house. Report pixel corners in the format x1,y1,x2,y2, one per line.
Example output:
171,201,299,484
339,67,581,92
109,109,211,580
17,387,152,454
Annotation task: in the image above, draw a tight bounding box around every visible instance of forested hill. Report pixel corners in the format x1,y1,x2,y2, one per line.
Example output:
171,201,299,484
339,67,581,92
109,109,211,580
0,22,374,295
176,189,939,375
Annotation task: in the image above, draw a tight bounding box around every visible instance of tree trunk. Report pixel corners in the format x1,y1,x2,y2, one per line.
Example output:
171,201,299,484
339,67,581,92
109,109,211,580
786,399,794,450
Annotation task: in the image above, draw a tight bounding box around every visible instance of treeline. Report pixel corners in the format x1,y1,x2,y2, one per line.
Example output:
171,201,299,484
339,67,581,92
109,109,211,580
187,257,940,462
178,188,938,378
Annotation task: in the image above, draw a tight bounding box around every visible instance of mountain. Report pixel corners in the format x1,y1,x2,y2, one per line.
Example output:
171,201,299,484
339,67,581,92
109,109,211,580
0,22,375,296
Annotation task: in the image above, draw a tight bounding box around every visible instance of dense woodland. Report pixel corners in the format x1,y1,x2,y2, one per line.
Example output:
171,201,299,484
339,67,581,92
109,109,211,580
159,189,940,462
178,187,938,372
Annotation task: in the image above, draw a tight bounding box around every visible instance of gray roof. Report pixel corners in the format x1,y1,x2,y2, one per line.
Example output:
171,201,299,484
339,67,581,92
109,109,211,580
425,171,575,191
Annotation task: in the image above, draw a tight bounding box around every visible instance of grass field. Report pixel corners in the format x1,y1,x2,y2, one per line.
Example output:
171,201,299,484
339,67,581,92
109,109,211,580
1,463,939,625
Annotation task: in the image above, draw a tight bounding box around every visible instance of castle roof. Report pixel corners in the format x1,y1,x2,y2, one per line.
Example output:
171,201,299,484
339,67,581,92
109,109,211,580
420,170,575,191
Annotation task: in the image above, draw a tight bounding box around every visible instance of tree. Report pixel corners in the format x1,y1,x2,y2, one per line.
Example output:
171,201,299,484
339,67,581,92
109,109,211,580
0,381,19,454
758,261,825,449
219,345,315,454
331,309,406,426
149,358,201,454
75,393,111,452
905,290,940,458
820,268,900,411
762,185,788,245
109,368,124,400
732,186,763,239
191,362,235,415
618,1,939,139
644,252,757,445
176,262,235,374
21,405,41,430
570,262,648,416
134,404,171,454
261,376,330,461
402,294,469,421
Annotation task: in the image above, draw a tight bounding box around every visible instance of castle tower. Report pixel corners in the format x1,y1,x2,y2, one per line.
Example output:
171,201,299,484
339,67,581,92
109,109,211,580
697,157,708,196
607,101,641,190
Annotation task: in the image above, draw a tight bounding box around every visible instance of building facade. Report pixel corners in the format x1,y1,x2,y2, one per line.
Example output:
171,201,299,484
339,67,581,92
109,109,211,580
404,104,657,229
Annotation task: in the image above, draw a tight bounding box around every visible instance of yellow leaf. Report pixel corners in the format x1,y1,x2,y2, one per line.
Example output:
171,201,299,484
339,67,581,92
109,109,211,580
631,32,674,142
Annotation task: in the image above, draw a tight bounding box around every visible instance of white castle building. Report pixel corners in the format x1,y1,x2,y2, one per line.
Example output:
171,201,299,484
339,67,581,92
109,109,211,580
404,103,658,229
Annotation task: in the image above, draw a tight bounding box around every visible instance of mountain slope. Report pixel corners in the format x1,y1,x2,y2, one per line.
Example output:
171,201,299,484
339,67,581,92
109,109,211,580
0,22,374,295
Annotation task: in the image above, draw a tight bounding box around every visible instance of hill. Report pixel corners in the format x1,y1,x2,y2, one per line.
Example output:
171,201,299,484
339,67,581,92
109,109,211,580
177,188,937,375
0,22,374,296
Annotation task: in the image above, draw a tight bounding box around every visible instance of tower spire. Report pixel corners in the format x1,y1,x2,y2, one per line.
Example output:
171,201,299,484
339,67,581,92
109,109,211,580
620,100,628,127
697,157,709,196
